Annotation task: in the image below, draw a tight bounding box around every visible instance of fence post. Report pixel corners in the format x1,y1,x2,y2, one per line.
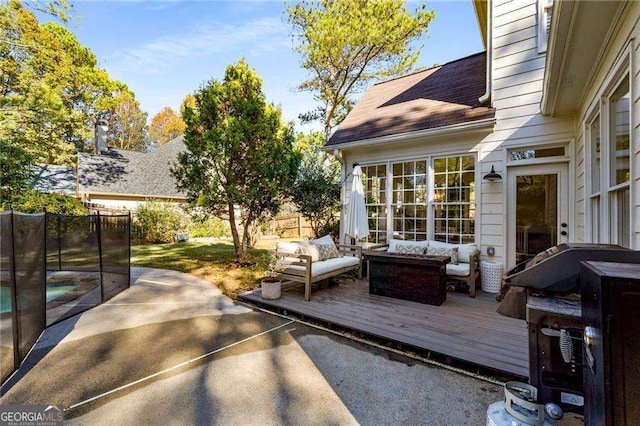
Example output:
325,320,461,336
9,208,19,372
57,213,62,271
127,211,131,287
298,214,302,238
96,211,104,302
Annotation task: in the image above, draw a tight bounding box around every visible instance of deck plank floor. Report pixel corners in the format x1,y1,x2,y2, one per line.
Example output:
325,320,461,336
240,278,529,378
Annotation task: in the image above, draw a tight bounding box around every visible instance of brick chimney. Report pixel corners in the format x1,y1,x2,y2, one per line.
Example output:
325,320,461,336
95,119,108,154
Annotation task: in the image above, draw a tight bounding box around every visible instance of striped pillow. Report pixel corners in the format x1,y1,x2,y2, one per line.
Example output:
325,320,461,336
426,246,458,264
395,244,425,255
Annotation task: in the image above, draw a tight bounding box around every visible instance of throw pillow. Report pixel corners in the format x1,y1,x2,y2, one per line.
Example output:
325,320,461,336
427,246,459,264
299,241,321,262
276,241,302,254
395,244,425,255
315,243,340,260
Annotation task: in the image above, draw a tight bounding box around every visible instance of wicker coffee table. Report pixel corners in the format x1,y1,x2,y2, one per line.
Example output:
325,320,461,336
367,252,450,306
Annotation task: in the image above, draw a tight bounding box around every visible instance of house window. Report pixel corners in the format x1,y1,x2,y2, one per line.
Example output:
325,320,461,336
608,76,630,246
362,164,387,244
588,72,631,247
432,155,475,244
588,114,601,242
538,0,553,53
392,160,428,241
509,147,564,161
360,154,476,244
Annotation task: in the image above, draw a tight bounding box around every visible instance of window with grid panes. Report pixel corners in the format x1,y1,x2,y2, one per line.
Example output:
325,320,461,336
391,160,428,241
433,155,475,244
361,164,387,243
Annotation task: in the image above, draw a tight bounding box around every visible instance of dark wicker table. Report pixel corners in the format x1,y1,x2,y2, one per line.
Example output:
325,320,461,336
367,252,450,306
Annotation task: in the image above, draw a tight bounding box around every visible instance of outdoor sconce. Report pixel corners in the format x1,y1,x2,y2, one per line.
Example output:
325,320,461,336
483,165,502,182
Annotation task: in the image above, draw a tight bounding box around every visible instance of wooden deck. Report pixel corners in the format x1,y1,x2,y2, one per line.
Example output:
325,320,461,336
240,278,529,378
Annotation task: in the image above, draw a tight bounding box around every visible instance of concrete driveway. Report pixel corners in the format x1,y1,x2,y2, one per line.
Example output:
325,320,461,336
0,267,502,425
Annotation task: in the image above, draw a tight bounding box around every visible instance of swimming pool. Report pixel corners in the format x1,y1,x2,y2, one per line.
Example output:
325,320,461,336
0,284,78,313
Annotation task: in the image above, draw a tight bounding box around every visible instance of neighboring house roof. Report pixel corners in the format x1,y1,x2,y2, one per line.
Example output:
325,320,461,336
77,136,187,199
33,165,77,196
326,52,495,147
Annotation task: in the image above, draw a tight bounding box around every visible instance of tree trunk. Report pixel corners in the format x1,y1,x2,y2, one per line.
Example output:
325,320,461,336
228,203,244,261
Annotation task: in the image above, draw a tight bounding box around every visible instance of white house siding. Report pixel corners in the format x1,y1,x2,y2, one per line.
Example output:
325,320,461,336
475,0,574,267
574,2,640,250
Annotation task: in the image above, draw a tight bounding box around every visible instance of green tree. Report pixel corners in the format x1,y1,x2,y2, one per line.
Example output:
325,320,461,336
0,137,36,205
287,0,435,139
290,131,341,237
149,107,186,145
106,89,150,151
8,188,87,214
173,60,301,261
1,0,148,162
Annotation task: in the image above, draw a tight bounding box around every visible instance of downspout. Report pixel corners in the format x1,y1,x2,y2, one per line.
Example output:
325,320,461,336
478,0,492,105
332,149,346,243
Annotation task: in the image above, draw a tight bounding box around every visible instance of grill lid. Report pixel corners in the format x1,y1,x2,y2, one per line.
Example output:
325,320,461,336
504,243,640,293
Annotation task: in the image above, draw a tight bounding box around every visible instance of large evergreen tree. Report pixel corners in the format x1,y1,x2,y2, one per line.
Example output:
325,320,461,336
287,0,435,139
173,60,301,261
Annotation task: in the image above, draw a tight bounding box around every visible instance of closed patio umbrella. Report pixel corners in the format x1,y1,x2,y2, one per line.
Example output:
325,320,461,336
344,164,369,242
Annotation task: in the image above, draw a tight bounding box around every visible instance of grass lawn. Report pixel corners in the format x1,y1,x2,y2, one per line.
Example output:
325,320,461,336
131,238,288,299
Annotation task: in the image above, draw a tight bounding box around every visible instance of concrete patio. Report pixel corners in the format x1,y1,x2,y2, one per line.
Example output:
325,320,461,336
0,267,505,425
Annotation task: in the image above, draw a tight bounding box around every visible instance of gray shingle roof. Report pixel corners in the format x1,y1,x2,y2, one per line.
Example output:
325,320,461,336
77,136,187,198
326,52,495,147
33,165,77,196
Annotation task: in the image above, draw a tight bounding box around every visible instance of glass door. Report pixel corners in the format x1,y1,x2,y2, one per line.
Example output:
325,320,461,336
507,164,569,268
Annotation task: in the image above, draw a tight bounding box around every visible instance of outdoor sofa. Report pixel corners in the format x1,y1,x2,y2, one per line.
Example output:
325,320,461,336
374,239,481,297
274,235,363,301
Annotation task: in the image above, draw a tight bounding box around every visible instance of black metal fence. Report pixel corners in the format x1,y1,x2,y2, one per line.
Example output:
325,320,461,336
0,211,130,383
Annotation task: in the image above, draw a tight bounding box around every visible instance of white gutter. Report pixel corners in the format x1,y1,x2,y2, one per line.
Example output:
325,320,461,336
478,1,492,105
322,117,496,152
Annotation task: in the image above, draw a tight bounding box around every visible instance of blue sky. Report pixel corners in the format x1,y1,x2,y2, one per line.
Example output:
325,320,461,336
65,0,483,132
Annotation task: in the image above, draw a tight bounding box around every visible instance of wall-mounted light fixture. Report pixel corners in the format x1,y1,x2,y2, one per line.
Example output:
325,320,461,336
483,165,502,182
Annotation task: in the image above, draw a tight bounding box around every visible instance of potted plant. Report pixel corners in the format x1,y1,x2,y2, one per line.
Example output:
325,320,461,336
261,258,283,300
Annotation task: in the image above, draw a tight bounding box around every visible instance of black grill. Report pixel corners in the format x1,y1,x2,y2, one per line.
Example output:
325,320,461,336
497,244,640,417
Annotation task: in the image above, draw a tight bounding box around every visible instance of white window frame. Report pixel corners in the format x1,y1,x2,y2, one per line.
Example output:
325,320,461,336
361,163,388,244
360,152,478,244
537,0,553,53
606,74,631,247
584,44,632,247
431,154,476,244
390,159,429,241
586,110,602,243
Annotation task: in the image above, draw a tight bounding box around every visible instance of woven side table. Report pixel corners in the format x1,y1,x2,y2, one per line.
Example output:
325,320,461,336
481,261,503,293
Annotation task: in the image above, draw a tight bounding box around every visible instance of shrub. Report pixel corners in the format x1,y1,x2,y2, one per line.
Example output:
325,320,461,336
134,201,184,243
188,217,230,238
8,189,88,215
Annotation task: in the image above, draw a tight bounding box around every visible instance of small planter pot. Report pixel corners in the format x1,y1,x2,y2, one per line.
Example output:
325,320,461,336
261,279,282,300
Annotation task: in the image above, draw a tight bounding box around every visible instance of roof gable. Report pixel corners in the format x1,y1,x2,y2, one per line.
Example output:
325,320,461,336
326,52,495,147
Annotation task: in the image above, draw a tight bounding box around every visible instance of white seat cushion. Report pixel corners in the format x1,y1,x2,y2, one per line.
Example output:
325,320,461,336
446,263,470,277
284,256,359,278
